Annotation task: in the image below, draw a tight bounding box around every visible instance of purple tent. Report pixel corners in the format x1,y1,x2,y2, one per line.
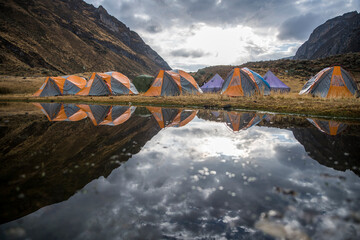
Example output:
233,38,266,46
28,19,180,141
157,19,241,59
201,73,224,93
263,70,290,92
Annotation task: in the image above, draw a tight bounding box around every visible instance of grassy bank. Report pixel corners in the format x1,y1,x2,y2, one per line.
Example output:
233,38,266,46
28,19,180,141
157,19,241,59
1,93,360,119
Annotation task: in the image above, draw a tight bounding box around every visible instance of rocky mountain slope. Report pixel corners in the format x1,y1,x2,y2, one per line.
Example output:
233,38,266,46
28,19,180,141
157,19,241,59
294,11,360,60
0,0,171,77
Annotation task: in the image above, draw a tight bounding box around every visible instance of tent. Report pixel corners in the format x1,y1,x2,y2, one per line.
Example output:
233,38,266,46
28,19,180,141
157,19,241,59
224,111,262,132
201,73,224,93
77,72,138,96
263,70,290,92
299,66,358,98
307,118,347,136
147,106,197,128
221,68,270,96
33,103,87,122
144,70,202,96
34,75,87,97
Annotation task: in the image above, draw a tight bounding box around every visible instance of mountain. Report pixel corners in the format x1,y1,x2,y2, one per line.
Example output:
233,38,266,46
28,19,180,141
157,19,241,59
0,0,171,77
294,11,360,60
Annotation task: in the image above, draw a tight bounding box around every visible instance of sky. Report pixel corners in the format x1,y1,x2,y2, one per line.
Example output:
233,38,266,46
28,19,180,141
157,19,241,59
85,0,359,71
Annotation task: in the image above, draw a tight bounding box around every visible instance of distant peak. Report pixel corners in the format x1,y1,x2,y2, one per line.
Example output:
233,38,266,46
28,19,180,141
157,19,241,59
342,11,358,18
97,5,107,14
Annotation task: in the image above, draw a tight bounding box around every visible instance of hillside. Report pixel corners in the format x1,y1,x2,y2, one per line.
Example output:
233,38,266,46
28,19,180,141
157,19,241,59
193,52,360,92
294,11,360,60
0,0,171,77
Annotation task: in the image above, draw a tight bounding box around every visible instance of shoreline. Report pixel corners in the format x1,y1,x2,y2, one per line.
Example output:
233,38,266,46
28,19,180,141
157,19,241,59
1,94,360,120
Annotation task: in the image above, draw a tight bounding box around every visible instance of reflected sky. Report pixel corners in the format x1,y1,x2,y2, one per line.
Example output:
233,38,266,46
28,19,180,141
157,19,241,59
1,105,359,240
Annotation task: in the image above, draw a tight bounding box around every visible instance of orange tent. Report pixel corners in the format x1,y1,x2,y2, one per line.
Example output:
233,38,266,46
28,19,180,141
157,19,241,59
221,68,270,97
34,75,86,96
33,103,87,121
147,106,197,128
144,70,202,96
299,66,358,98
77,72,138,96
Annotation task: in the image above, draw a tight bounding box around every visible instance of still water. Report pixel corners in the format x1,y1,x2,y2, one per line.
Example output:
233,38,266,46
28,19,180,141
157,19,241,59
0,102,359,240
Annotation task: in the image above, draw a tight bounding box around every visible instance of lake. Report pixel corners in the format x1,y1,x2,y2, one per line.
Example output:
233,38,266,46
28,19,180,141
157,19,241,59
0,102,359,240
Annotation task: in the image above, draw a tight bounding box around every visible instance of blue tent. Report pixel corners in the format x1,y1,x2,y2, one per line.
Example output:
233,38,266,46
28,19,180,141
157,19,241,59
201,73,224,93
263,70,290,92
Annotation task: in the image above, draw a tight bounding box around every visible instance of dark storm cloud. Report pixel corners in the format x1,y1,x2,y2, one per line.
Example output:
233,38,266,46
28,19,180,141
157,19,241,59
277,13,323,40
87,0,358,35
87,0,296,30
170,49,210,58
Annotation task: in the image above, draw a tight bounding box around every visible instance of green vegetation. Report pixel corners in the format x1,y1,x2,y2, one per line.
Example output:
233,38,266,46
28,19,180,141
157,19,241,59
132,75,154,92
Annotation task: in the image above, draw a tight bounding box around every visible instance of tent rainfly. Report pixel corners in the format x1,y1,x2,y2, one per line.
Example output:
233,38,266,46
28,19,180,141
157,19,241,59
77,72,138,96
263,70,290,92
34,75,87,97
299,66,358,98
221,68,270,96
201,73,224,93
144,70,202,96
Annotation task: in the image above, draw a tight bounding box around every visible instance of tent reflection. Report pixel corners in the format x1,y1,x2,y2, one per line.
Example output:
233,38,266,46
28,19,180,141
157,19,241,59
147,106,197,128
307,118,348,136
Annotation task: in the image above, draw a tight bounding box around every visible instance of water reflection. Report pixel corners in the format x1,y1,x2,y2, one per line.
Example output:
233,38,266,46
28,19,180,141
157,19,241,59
147,106,197,128
307,118,347,136
79,104,136,126
0,103,359,240
0,105,157,223
224,111,263,132
33,103,87,122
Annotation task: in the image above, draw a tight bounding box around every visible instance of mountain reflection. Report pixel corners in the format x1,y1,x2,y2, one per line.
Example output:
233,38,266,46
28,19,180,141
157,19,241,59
0,105,156,223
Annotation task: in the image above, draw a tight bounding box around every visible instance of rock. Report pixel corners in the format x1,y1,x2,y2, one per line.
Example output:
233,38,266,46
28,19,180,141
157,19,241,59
294,11,360,60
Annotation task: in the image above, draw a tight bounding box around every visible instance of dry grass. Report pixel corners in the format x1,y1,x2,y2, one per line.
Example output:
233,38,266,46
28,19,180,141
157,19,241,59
1,92,360,119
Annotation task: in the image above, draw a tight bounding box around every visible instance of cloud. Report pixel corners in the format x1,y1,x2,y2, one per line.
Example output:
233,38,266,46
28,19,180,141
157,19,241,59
145,23,162,33
277,13,323,40
170,49,210,58
245,40,267,55
85,0,360,71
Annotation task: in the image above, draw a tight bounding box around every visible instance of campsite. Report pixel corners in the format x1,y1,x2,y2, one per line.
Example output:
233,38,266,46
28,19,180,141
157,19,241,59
1,0,360,239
